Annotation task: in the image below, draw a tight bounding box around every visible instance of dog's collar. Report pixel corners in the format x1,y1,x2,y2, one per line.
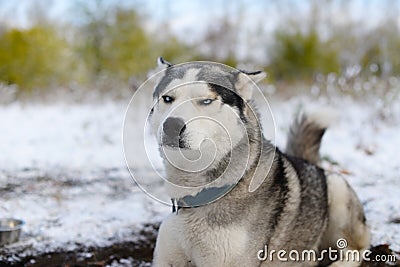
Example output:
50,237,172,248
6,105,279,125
171,183,236,214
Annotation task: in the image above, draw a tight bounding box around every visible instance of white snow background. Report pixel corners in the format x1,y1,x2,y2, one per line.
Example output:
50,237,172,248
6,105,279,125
0,91,399,260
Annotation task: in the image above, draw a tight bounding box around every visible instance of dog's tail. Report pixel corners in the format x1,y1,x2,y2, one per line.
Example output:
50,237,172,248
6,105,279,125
286,109,335,166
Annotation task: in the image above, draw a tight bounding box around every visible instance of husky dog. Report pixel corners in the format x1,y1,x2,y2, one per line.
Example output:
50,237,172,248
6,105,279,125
150,58,370,267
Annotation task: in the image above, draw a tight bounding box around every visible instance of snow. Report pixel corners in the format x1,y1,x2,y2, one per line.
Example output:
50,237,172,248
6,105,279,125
0,92,399,260
0,100,170,260
0,102,126,171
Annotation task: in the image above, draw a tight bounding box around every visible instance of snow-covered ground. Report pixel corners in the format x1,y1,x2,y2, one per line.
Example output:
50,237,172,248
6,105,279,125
0,93,399,261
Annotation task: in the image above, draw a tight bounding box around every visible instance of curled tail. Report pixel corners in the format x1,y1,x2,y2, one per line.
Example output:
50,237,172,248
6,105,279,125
286,110,335,166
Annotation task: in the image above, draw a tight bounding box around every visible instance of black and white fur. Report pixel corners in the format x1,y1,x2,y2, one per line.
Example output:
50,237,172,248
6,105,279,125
150,58,370,267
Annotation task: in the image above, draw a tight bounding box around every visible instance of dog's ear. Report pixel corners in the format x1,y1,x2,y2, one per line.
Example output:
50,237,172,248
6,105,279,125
157,57,173,69
147,57,172,80
235,70,266,101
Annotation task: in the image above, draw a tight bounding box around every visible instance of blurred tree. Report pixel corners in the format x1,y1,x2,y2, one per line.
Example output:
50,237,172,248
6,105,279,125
75,0,111,80
268,29,340,81
76,1,194,83
197,1,241,68
0,26,74,92
361,43,383,76
200,18,238,66
102,8,154,80
360,20,400,77
153,33,198,64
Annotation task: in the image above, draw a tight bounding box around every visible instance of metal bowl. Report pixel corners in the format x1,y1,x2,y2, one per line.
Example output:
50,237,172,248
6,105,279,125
0,218,24,246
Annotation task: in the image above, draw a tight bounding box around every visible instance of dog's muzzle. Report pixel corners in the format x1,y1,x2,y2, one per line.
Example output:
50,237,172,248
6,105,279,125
162,117,187,148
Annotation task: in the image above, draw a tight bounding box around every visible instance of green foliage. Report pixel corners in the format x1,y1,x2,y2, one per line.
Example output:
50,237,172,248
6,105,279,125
104,9,155,80
77,8,153,81
359,24,400,76
220,55,238,69
361,44,382,75
3,1,400,95
0,4,195,92
0,26,73,92
154,35,198,64
77,6,195,83
268,29,340,81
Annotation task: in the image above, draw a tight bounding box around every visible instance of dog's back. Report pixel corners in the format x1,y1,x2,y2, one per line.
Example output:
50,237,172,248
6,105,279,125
283,111,370,267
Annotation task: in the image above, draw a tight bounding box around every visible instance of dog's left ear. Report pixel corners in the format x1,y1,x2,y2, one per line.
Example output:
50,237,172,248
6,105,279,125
157,57,173,69
235,70,266,101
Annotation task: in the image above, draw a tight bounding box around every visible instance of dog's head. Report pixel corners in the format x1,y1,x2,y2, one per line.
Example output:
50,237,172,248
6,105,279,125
148,58,266,175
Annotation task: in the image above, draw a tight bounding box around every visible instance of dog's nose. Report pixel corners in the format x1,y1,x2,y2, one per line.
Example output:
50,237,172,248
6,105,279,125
162,117,186,145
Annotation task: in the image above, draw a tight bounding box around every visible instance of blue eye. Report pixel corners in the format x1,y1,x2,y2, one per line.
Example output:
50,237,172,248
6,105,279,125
162,95,174,103
200,99,214,105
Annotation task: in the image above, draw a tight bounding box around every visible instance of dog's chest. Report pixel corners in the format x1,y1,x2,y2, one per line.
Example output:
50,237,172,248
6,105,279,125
184,220,248,264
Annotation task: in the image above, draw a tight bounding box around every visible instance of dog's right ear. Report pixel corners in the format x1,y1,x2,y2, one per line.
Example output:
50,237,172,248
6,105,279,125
157,57,173,69
235,70,267,101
